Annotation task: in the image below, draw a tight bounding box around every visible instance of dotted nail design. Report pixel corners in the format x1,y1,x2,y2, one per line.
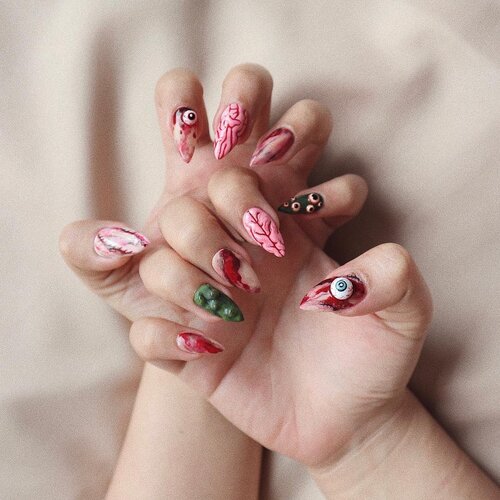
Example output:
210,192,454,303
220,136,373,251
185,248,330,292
278,193,324,215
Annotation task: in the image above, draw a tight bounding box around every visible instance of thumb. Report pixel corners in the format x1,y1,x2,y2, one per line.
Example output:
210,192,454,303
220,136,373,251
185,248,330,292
300,243,432,340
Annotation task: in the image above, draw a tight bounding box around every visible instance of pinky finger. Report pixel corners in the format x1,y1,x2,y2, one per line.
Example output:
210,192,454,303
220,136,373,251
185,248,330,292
130,317,224,366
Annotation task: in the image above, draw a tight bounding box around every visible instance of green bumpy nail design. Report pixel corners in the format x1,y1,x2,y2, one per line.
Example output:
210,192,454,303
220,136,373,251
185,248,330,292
278,192,324,214
193,284,244,322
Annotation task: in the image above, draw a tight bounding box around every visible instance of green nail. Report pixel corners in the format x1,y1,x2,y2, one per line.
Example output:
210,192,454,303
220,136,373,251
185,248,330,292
193,284,244,322
278,192,324,214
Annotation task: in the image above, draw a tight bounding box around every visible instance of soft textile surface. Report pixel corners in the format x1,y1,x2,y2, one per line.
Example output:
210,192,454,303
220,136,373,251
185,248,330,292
1,1,499,498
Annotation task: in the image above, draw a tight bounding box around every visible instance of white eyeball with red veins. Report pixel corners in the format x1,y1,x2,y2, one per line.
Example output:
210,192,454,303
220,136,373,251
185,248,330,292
330,277,353,300
182,110,197,126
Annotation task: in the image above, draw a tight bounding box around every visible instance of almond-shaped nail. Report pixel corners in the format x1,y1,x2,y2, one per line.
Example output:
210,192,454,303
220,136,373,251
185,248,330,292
176,332,224,354
173,107,198,163
242,207,285,257
94,227,150,257
250,127,294,166
300,275,366,312
193,284,244,322
212,249,261,293
214,103,248,159
278,192,324,214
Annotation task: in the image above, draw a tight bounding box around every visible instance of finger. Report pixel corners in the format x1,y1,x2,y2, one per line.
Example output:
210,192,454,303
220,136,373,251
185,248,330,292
155,68,210,163
208,167,285,257
213,64,273,159
59,221,149,288
139,246,244,322
130,317,224,367
300,243,432,340
277,174,368,231
158,197,261,293
249,99,332,171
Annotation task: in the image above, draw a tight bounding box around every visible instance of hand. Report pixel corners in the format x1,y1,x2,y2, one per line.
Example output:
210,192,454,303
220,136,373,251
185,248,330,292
60,64,431,469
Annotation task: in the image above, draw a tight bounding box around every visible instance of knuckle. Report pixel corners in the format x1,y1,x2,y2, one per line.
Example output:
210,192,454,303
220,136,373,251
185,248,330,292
226,63,273,86
129,319,158,361
380,243,413,283
155,68,202,104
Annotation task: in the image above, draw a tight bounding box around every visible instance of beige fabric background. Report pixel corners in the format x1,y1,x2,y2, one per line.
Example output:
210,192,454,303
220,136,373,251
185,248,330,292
1,1,499,498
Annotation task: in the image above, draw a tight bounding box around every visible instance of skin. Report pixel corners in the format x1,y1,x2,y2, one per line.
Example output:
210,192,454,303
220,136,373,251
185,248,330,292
60,65,498,499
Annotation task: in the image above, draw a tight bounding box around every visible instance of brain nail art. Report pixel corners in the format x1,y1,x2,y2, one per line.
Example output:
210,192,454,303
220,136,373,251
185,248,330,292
242,207,285,257
173,107,198,163
300,275,365,312
214,103,248,160
278,193,324,215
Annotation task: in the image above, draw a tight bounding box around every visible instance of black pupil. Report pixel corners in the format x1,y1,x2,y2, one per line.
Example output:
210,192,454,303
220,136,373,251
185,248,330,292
188,113,195,120
336,281,347,291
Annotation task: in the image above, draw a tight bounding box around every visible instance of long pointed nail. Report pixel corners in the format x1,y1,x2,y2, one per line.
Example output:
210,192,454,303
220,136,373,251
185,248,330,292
173,107,199,163
214,103,248,159
212,249,261,293
278,192,324,214
300,275,366,312
176,332,224,354
193,284,244,322
242,207,285,257
250,127,294,166
94,227,150,257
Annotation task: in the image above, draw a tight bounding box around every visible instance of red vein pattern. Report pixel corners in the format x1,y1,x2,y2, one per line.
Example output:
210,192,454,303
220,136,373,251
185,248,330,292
242,207,285,257
214,103,248,159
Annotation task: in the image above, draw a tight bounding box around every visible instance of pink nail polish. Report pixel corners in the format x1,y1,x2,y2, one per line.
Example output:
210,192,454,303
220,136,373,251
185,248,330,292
212,249,261,293
214,103,248,159
242,207,285,257
300,275,366,312
250,127,294,166
176,332,224,354
173,107,198,163
94,227,150,257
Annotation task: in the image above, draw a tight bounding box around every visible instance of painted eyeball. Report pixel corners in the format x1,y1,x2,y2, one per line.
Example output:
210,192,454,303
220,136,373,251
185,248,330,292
306,204,315,213
291,201,301,212
329,277,354,300
181,109,197,126
282,201,290,207
308,193,321,204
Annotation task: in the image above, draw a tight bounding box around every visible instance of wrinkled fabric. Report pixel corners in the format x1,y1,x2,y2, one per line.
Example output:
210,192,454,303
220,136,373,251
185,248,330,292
1,1,499,498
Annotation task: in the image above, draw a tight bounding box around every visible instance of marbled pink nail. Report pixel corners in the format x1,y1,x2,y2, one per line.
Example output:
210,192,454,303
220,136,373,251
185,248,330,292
212,249,261,293
94,227,150,257
176,332,224,354
242,207,285,258
214,103,248,159
173,107,198,163
250,127,294,166
300,275,366,312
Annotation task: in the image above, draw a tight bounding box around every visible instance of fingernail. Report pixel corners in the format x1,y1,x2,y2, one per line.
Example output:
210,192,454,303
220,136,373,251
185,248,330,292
242,207,285,257
278,192,324,215
212,249,261,293
193,284,244,322
214,103,248,159
94,227,150,257
176,332,224,354
173,107,198,163
300,275,366,312
250,127,294,166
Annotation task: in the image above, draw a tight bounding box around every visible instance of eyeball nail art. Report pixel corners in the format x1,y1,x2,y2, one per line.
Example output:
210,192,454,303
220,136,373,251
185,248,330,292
173,107,198,163
300,275,365,312
278,193,324,215
94,227,150,257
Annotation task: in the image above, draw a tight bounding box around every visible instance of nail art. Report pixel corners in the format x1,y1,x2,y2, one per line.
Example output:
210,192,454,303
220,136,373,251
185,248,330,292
212,249,261,293
278,192,324,215
250,127,294,166
214,103,248,159
176,332,224,354
300,275,365,312
193,284,244,322
94,227,150,257
242,207,285,257
173,107,198,163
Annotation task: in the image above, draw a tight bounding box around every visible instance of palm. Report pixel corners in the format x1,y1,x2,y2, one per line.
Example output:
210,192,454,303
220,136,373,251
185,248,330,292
102,141,420,467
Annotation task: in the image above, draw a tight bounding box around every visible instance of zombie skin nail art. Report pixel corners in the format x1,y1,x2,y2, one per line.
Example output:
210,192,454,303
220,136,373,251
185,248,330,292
250,127,295,166
300,275,366,312
173,107,198,163
278,192,324,215
214,103,248,159
193,284,244,322
176,332,224,354
94,227,150,257
212,249,261,293
242,207,285,258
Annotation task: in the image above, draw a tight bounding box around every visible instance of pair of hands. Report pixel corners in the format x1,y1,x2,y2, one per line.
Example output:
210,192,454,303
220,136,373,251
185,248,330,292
60,64,432,470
